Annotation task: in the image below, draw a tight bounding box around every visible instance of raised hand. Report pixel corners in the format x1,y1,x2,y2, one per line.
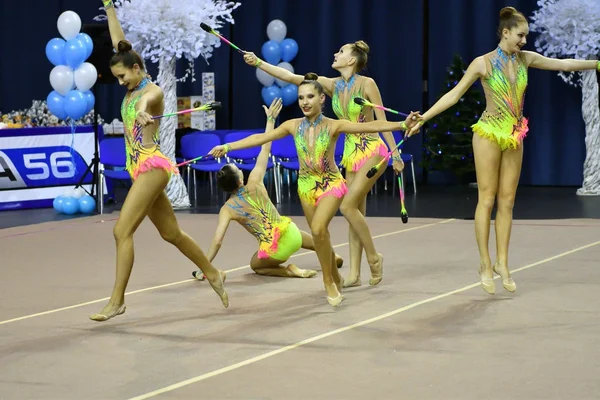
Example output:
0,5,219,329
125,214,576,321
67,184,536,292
263,97,283,120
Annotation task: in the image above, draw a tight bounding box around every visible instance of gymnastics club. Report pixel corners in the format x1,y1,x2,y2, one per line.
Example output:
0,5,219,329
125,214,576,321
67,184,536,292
200,22,245,54
365,135,408,178
353,97,410,117
152,101,222,120
398,176,408,224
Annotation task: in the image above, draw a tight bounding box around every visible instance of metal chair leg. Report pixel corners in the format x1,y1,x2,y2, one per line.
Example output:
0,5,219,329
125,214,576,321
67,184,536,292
411,161,417,193
99,170,104,214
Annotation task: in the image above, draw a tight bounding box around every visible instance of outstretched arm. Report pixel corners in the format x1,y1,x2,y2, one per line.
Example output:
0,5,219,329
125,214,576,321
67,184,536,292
523,51,599,72
335,111,420,136
406,56,486,136
100,0,126,51
363,78,403,171
209,120,295,158
243,52,336,95
248,98,283,184
206,208,232,262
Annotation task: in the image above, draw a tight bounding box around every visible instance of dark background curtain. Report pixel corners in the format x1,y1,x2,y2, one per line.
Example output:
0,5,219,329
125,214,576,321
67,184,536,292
0,0,593,186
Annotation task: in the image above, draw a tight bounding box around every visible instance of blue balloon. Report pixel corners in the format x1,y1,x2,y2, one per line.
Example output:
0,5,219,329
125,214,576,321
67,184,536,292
53,196,66,213
261,40,281,65
78,195,96,214
83,90,95,114
261,86,282,106
46,38,66,66
281,84,298,107
64,90,88,120
76,33,94,60
62,197,80,215
280,38,299,62
46,91,68,120
64,38,87,69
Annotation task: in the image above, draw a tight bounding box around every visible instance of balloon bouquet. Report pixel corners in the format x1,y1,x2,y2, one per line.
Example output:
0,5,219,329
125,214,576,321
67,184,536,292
46,11,98,215
256,20,299,107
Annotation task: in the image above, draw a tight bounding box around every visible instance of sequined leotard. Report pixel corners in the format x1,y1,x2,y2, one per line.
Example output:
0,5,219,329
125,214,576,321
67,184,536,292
121,78,178,180
331,74,388,171
472,47,529,151
294,114,348,205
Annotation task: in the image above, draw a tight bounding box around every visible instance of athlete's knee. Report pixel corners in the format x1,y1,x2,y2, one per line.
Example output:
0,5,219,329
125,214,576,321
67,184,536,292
113,221,133,243
496,193,516,212
159,227,183,244
310,223,329,242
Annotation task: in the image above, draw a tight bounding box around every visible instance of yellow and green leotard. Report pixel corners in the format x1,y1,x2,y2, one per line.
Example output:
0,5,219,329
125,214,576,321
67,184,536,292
121,78,178,180
331,74,388,171
294,114,348,205
472,47,529,151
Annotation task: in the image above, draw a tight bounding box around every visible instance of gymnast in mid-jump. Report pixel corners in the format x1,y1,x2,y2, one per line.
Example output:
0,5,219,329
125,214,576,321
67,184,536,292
90,0,228,321
407,6,600,295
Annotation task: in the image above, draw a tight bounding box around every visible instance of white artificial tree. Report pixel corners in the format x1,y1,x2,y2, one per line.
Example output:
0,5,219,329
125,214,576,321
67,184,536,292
530,0,600,195
96,0,241,207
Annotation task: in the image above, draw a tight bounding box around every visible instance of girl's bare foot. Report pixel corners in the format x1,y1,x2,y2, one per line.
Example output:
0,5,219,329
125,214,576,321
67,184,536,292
493,263,516,292
342,275,361,288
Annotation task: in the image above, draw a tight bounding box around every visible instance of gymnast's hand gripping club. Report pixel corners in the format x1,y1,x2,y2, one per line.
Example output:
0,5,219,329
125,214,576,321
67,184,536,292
151,101,222,120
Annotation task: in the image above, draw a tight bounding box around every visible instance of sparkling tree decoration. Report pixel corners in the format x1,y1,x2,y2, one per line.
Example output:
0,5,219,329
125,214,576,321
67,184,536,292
422,53,485,182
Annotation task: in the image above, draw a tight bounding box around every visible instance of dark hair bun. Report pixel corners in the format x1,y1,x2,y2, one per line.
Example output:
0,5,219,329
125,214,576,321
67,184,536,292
304,72,319,81
354,40,370,54
117,40,133,53
499,6,517,19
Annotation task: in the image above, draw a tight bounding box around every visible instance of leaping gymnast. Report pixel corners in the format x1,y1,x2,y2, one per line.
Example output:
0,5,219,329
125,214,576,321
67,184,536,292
209,74,420,307
192,98,343,281
406,6,600,295
90,0,228,322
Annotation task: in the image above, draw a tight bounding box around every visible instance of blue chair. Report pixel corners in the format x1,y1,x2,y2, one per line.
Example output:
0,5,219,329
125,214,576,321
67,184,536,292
180,133,226,199
98,137,131,214
271,134,299,203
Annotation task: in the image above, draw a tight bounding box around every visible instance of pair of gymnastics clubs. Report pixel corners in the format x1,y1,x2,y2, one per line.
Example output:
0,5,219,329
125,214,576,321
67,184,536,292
152,101,222,120
200,22,245,54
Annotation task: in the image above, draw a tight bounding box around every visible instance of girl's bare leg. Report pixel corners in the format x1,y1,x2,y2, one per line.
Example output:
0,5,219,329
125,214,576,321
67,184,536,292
90,168,168,321
340,156,386,286
147,191,228,307
472,134,502,294
250,252,317,278
493,145,523,292
299,230,344,268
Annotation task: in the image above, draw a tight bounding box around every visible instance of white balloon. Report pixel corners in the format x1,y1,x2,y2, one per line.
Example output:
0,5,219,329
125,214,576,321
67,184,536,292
275,62,294,87
74,62,98,91
266,19,287,43
71,188,86,199
57,11,82,41
50,65,75,96
256,68,275,87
